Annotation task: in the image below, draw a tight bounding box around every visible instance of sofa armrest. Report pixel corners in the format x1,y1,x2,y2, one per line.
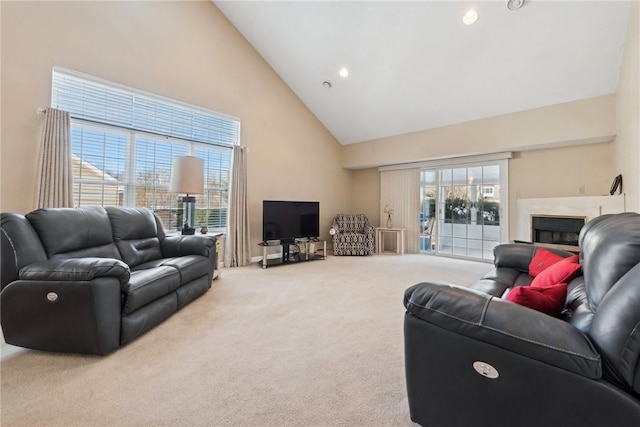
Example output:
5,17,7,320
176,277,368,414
404,282,602,378
493,243,536,271
1,275,122,355
494,243,576,271
161,234,215,258
364,224,375,237
19,257,130,288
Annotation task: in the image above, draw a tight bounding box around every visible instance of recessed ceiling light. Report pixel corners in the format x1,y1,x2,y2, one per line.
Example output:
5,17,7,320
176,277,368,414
462,9,479,25
507,0,525,11
339,67,349,78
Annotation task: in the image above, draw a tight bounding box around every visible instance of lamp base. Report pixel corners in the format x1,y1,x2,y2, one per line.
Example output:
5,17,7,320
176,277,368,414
181,227,196,235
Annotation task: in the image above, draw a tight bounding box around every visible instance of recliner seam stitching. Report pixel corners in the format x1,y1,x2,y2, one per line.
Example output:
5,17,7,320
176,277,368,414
479,296,490,324
619,320,640,370
1,228,20,272
408,299,600,362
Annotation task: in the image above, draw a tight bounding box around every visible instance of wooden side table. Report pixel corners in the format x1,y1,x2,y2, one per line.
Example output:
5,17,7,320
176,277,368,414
375,227,405,255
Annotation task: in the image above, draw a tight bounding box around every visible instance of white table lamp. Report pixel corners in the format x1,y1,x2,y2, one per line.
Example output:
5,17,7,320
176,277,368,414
169,156,204,234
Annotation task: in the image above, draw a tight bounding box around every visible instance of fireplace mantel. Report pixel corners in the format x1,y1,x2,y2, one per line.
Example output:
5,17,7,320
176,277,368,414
515,194,626,243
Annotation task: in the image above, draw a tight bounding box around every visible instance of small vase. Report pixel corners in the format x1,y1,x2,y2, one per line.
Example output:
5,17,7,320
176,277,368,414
200,225,208,234
386,216,392,228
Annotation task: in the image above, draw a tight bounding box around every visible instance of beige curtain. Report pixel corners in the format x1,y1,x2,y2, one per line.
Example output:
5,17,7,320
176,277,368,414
34,107,73,209
224,145,251,267
380,168,421,253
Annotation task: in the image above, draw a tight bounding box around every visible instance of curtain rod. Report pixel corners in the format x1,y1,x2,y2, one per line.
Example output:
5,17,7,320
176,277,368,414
36,107,47,115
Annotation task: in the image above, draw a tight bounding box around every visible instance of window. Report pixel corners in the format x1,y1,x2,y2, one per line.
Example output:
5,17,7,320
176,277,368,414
482,187,494,197
52,68,238,231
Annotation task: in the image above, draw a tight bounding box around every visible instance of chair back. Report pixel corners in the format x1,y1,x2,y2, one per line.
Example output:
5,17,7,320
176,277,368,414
334,214,370,233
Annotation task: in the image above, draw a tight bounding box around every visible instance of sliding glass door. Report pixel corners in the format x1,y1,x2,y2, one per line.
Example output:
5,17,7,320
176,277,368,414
419,170,436,253
420,161,506,261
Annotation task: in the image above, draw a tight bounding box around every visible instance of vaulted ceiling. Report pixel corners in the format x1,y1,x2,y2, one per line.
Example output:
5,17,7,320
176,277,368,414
214,1,631,145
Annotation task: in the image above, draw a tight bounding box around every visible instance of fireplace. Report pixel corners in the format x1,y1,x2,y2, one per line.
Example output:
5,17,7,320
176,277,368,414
531,215,586,247
516,195,625,246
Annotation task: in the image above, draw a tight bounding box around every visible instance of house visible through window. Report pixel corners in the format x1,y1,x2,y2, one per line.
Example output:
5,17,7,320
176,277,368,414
482,187,494,197
52,67,239,231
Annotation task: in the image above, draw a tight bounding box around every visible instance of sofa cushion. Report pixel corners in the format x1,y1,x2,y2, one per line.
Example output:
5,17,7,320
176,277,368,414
529,248,565,277
123,266,180,315
561,277,594,333
106,207,163,268
506,283,568,316
26,207,120,260
133,255,210,286
531,255,581,288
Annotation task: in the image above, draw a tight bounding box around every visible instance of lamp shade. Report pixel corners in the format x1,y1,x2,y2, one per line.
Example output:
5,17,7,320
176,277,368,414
169,156,204,195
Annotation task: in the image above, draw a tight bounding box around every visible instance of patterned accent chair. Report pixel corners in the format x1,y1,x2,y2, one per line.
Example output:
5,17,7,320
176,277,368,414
331,214,375,256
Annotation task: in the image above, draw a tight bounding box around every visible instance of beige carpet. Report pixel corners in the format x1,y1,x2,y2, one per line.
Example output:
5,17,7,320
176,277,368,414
1,254,490,427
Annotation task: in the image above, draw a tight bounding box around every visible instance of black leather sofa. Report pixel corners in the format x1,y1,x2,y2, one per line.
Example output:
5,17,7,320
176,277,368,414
1,206,218,355
404,212,640,427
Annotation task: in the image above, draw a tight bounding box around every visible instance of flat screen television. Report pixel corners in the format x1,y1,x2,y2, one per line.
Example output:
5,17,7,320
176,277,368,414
262,200,320,243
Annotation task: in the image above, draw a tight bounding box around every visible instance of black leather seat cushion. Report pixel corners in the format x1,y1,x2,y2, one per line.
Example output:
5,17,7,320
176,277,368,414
133,255,211,286
123,266,180,315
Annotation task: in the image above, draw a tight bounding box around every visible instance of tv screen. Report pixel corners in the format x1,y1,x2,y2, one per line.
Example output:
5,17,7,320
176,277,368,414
262,200,320,242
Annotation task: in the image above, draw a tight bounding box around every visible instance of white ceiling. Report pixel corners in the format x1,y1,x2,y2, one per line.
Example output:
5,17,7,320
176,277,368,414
214,1,631,145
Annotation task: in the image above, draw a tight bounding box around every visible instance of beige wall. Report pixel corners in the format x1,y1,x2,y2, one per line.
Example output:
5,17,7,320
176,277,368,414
0,1,352,257
614,0,640,212
508,142,614,238
342,94,616,170
344,7,638,233
351,143,613,240
351,168,380,224
347,93,618,240
344,95,619,237
2,1,635,260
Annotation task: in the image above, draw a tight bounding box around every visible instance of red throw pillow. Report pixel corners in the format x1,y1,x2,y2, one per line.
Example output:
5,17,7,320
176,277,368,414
530,255,581,288
506,283,568,316
528,248,565,277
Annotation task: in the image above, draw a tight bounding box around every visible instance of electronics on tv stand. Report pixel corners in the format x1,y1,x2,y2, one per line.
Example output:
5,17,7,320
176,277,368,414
263,237,319,245
294,237,319,243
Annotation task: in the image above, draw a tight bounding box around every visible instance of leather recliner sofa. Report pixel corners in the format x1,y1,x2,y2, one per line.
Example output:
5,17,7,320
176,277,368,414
403,212,640,427
1,206,218,355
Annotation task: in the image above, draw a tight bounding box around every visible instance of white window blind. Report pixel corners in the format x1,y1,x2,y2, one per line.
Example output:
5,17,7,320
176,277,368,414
52,67,239,146
52,68,237,232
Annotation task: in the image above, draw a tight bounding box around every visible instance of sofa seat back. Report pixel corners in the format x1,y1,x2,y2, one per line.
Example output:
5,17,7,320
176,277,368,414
487,243,576,297
26,207,121,261
578,212,640,395
106,207,164,268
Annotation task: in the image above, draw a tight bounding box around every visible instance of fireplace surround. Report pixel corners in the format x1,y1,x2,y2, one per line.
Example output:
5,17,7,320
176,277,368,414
516,195,626,247
531,215,586,247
